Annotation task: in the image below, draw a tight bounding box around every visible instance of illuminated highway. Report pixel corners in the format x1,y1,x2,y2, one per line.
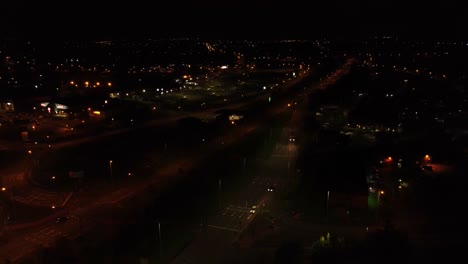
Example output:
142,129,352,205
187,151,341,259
170,61,353,264
0,60,353,262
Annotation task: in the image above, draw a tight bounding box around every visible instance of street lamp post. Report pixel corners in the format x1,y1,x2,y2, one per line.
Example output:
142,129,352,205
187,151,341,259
218,179,222,209
109,160,113,184
376,190,384,222
2,187,17,220
326,190,330,218
51,176,56,188
158,221,162,261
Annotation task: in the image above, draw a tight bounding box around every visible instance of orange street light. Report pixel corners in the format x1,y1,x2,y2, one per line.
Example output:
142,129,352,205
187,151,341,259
1,187,6,191
424,154,431,161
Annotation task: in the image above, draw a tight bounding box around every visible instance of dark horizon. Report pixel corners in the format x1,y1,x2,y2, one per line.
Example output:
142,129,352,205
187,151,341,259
1,0,467,41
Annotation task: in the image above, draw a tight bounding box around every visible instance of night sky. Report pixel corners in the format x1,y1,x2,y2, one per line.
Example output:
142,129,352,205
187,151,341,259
1,0,466,40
